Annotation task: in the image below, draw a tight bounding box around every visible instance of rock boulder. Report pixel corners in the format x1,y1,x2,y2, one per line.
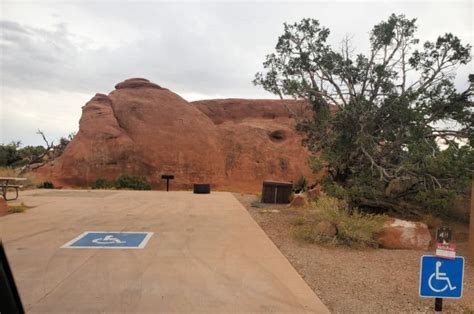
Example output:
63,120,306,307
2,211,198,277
289,193,308,207
307,184,322,201
0,197,8,216
376,218,432,250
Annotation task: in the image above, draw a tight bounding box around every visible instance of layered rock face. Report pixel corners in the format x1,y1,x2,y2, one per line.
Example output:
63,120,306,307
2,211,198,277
37,78,315,191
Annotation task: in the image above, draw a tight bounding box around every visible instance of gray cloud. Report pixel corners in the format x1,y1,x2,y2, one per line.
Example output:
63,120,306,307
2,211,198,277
0,1,472,145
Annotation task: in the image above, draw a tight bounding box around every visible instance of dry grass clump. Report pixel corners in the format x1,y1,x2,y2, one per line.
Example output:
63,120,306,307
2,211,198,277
291,195,388,248
8,202,34,213
0,167,39,189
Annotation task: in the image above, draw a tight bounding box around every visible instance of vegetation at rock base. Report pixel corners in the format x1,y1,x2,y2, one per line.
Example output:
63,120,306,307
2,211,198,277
40,181,54,189
293,175,309,193
291,195,388,248
255,14,473,217
93,178,116,189
115,175,151,190
93,175,151,191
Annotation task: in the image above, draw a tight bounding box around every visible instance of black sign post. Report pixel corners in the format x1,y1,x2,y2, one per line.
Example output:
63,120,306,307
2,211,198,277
161,175,174,192
434,226,453,312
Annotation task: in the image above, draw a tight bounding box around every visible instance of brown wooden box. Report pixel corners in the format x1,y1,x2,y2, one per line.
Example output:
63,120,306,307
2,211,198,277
261,181,293,204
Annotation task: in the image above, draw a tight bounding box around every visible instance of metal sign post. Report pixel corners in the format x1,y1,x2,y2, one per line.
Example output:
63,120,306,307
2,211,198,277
161,174,174,192
420,226,464,312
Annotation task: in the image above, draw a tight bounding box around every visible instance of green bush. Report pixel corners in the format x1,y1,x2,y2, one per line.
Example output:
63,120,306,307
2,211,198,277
114,175,151,190
292,195,387,248
336,210,386,248
40,181,54,189
293,175,308,193
415,189,455,216
92,178,115,189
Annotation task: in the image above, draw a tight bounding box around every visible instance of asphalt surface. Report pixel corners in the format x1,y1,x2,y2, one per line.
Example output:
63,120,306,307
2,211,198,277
1,190,328,313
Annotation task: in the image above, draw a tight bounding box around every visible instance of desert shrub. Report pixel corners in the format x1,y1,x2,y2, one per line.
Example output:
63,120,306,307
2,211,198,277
114,175,151,190
0,167,38,190
0,167,18,177
336,210,387,248
421,214,443,230
293,175,308,193
8,202,33,213
291,216,306,226
292,225,318,243
93,178,115,189
415,189,455,216
40,181,54,189
292,195,387,248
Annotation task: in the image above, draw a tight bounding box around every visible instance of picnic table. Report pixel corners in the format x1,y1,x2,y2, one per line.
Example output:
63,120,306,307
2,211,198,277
0,177,27,201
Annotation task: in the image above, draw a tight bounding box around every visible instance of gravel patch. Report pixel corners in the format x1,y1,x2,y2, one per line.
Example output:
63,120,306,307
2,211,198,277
234,193,474,313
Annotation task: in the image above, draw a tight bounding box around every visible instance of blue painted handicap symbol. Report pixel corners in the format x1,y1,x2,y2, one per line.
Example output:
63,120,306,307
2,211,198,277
419,255,464,298
62,232,153,249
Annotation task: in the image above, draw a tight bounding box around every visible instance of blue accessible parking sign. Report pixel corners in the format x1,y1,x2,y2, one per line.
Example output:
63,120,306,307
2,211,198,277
419,255,464,298
61,232,153,249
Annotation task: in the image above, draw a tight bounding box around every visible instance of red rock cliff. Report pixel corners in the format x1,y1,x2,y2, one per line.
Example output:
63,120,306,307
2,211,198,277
36,78,316,191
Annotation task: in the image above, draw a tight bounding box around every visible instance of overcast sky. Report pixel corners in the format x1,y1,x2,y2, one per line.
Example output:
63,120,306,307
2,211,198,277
1,0,472,146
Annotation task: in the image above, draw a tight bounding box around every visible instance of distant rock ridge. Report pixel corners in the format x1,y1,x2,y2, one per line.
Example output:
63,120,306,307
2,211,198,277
36,78,318,191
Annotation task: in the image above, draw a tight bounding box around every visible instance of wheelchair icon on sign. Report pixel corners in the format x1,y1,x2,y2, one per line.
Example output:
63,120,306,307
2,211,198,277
419,255,464,298
428,261,456,292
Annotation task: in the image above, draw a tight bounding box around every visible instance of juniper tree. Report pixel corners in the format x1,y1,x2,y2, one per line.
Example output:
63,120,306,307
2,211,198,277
254,14,473,215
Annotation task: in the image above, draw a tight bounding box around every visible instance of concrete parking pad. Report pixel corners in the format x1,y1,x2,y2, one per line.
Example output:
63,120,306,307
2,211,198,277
0,190,328,313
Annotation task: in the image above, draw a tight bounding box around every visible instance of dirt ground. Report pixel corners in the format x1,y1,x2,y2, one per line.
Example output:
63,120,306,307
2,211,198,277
233,193,474,313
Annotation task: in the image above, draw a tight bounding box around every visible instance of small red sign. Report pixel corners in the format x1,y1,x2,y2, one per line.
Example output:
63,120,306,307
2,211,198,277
435,243,456,259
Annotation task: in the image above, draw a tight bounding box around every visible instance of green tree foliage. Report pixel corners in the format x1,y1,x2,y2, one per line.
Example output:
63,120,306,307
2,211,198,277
0,131,75,169
0,141,22,167
255,14,473,215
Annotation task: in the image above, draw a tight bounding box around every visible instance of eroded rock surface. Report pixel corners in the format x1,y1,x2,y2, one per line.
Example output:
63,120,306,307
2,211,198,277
36,78,316,191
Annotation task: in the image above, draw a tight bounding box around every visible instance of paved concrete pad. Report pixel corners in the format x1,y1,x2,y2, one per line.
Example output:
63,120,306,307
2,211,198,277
0,190,328,313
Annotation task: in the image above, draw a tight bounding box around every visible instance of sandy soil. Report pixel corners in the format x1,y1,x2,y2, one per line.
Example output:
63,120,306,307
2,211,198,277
234,193,474,313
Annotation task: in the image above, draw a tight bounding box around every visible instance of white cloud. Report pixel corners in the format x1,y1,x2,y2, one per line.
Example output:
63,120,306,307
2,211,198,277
0,87,90,145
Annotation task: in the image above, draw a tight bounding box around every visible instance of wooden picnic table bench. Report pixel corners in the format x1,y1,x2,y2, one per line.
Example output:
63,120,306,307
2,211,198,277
0,177,27,201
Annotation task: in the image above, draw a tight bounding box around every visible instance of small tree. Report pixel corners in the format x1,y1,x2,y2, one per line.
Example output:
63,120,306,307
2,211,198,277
0,141,22,167
255,14,473,215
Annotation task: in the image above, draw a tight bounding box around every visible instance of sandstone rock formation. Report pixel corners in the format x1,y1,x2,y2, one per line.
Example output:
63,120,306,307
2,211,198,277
375,218,432,250
289,193,308,207
36,78,316,191
0,197,8,216
307,184,322,201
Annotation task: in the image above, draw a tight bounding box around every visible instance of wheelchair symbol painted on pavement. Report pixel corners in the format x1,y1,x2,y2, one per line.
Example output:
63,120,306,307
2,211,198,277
92,235,126,245
428,261,456,292
61,231,153,249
